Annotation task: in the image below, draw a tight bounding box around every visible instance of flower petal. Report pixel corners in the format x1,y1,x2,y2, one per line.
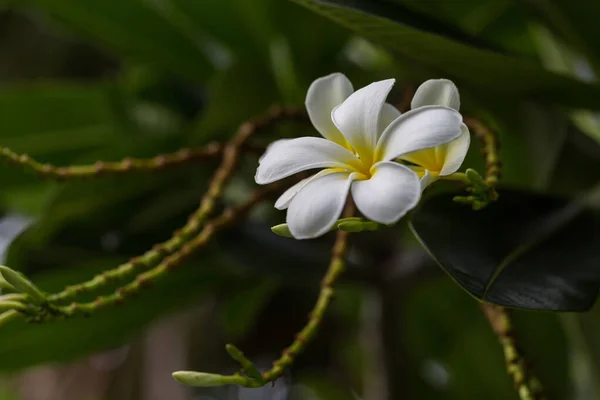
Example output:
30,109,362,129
255,137,360,184
306,73,354,146
286,171,353,239
439,122,471,176
420,169,436,190
399,147,439,171
351,162,420,224
332,79,395,163
378,103,402,138
411,79,460,111
375,105,462,162
274,169,338,210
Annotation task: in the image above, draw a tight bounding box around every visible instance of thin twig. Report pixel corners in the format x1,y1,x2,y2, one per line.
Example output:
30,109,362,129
50,183,285,317
261,201,354,382
176,202,355,388
0,143,222,179
464,117,501,186
481,304,546,400
47,106,305,304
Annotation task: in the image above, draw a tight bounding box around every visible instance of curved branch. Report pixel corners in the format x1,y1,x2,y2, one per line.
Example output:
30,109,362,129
47,105,305,304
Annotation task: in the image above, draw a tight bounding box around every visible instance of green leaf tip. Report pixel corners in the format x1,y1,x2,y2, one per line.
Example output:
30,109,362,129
271,224,293,237
0,266,45,304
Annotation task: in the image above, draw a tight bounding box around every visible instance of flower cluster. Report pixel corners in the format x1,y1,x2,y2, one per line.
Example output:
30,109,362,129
255,73,470,239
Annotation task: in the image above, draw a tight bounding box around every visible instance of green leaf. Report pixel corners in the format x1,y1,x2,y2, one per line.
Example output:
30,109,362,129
0,82,128,206
404,278,569,398
530,23,600,145
21,0,214,81
0,83,121,155
290,0,600,109
409,189,600,311
560,311,600,399
525,0,600,75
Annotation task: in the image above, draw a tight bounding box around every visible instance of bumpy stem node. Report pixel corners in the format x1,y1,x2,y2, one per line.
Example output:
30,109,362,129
47,106,305,304
450,117,501,209
481,304,546,400
0,144,224,179
175,202,354,388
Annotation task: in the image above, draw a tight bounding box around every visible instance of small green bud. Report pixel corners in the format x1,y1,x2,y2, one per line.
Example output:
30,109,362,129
271,224,293,238
465,168,485,185
0,276,15,292
337,220,380,233
173,371,232,387
0,293,26,302
0,310,20,328
0,301,25,312
225,344,265,383
0,266,46,304
172,371,262,388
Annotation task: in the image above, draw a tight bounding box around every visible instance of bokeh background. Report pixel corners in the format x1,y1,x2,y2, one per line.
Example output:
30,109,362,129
0,0,599,399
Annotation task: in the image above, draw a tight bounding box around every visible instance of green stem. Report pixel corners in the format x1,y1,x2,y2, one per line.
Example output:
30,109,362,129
47,106,305,304
439,172,470,184
481,304,546,400
175,202,354,389
0,143,222,179
464,117,501,186
261,202,353,382
50,183,284,317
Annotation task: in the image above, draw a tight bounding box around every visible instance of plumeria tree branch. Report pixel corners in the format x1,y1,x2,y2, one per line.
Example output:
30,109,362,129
481,304,546,400
0,143,223,179
1,181,286,323
44,105,305,304
50,182,286,318
0,105,307,324
174,202,354,388
0,106,304,180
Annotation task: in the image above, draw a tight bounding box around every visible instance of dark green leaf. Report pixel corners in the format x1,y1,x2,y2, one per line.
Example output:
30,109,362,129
409,189,600,310
525,0,600,74
0,82,126,207
21,0,214,80
404,278,569,398
291,0,600,110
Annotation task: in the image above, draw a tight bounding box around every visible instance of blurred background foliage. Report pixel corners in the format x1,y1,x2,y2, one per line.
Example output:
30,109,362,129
0,0,598,399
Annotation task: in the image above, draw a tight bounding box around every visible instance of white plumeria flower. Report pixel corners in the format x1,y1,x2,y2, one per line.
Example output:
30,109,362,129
400,79,471,189
255,73,463,239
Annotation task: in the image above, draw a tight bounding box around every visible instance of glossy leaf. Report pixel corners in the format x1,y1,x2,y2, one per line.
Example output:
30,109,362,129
410,189,600,310
290,0,600,109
